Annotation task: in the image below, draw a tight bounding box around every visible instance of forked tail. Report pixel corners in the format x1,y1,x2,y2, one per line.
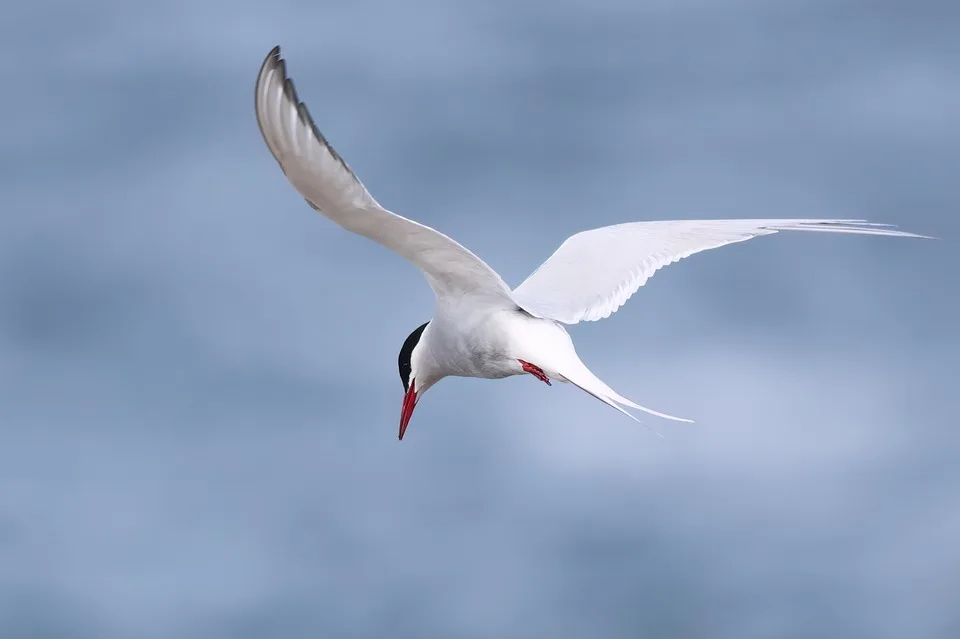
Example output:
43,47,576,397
558,362,693,436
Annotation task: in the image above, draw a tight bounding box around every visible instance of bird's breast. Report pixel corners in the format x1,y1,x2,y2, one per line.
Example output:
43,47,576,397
428,309,574,381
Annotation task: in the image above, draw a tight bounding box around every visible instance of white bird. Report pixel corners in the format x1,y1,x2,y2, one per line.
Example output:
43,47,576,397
254,46,930,440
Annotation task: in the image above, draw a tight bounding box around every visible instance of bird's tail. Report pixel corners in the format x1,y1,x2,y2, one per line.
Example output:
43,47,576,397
558,361,693,438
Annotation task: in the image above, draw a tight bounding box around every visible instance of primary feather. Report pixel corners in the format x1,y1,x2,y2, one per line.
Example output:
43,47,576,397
255,46,517,307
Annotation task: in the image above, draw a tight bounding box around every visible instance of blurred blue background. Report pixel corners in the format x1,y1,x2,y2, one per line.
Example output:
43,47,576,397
1,1,957,637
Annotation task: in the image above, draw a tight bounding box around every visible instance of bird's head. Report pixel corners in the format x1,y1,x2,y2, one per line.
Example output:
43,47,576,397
397,321,438,440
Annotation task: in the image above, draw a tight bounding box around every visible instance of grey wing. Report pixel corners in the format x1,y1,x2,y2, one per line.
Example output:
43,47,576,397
255,46,517,306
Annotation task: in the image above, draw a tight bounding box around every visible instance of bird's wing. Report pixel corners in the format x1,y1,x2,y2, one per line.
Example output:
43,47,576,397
512,219,931,324
255,46,516,307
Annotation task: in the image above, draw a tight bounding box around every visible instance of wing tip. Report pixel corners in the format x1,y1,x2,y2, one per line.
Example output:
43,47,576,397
264,45,281,67
257,46,283,84
254,45,284,113
781,220,936,240
255,46,292,109
252,43,381,214
254,44,352,170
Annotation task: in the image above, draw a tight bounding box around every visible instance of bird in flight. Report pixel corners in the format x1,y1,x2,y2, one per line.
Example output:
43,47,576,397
254,46,929,440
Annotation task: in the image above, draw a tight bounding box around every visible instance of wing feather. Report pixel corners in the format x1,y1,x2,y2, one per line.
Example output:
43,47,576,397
255,46,516,306
512,219,931,324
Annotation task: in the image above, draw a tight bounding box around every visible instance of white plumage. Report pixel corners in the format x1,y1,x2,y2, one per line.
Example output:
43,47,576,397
512,219,930,324
254,46,930,439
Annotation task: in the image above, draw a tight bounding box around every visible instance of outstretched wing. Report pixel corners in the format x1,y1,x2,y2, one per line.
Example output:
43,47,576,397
255,46,516,307
512,219,931,324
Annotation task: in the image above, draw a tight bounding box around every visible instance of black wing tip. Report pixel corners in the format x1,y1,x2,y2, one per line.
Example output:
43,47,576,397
253,43,360,185
255,45,284,100
258,46,283,78
291,93,348,168
283,77,300,104
255,45,314,141
258,46,303,116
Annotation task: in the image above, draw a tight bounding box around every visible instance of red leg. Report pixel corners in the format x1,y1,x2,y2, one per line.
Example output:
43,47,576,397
519,359,551,386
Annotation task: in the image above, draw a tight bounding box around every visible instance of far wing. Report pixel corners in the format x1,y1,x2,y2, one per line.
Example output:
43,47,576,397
255,46,516,307
512,219,930,324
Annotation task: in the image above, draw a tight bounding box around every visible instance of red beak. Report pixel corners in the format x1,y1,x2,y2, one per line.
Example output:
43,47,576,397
399,383,418,440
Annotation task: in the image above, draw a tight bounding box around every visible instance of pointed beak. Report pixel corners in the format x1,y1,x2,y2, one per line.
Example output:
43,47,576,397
399,384,418,440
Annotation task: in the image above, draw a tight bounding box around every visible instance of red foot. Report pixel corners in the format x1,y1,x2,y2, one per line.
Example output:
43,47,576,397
519,360,551,386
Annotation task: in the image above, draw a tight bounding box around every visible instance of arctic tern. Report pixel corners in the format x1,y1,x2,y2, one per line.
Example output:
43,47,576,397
254,46,929,440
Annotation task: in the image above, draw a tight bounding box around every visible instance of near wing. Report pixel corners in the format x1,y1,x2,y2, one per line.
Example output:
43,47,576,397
255,46,516,306
512,219,931,324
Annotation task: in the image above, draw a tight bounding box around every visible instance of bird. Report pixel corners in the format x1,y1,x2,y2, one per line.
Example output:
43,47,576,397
254,46,930,441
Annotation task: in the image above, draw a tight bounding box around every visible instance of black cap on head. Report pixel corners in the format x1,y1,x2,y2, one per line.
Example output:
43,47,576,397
398,321,429,392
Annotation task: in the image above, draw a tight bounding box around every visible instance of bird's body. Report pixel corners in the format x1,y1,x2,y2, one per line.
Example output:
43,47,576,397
254,46,931,440
423,302,568,380
423,306,536,382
